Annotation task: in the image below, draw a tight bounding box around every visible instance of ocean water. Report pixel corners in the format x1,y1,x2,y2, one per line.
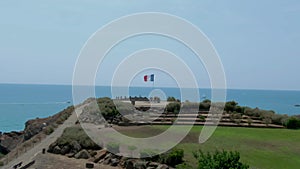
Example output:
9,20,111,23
0,84,300,132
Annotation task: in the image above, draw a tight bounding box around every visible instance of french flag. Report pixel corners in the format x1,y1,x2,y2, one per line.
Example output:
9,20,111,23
144,74,154,82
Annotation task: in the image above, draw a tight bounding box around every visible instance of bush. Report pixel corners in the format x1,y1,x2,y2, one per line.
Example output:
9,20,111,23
199,100,211,111
193,150,249,169
225,101,238,113
44,126,54,135
160,149,184,167
272,114,288,125
57,126,99,150
165,102,181,114
286,117,300,129
0,161,3,166
97,97,120,120
167,97,177,102
140,149,159,160
106,142,120,154
175,163,192,169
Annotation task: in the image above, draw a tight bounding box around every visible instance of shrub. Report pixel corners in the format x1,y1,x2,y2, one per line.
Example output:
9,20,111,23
272,114,288,125
57,126,99,150
160,149,184,167
225,101,238,113
0,161,3,166
199,100,211,111
106,142,120,154
165,102,181,114
175,163,192,169
140,149,159,161
193,150,249,169
44,126,54,135
167,97,177,102
97,97,120,120
286,117,300,129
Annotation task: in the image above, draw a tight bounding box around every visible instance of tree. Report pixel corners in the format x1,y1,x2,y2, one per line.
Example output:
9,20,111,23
165,102,181,114
167,96,177,102
193,150,249,169
225,101,238,113
199,99,211,111
286,117,300,129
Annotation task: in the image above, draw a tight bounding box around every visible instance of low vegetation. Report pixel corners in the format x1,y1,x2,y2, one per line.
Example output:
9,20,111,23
56,126,99,150
193,150,249,169
286,117,300,129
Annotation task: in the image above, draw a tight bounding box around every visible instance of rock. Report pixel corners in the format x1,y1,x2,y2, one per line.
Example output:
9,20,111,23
53,146,62,154
157,164,169,169
94,149,107,163
0,144,9,154
103,158,111,165
119,157,129,167
104,153,112,160
74,149,91,159
125,159,135,169
0,131,24,153
70,140,82,153
61,145,71,155
88,150,97,157
134,161,148,169
110,158,119,166
148,162,160,168
66,153,75,158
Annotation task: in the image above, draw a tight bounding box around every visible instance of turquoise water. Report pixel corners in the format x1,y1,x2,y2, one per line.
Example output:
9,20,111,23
0,84,300,132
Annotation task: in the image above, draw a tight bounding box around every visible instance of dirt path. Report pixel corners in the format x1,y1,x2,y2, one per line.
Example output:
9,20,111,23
1,105,84,169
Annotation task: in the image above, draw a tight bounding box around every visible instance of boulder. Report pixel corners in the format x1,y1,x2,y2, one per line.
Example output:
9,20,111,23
74,149,91,159
66,153,75,158
94,149,107,163
157,164,169,169
110,158,120,166
61,145,71,155
53,146,62,154
70,140,82,153
134,161,148,169
148,162,160,168
125,159,135,169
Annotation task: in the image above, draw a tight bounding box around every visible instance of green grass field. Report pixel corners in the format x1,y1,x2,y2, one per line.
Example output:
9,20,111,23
117,125,300,169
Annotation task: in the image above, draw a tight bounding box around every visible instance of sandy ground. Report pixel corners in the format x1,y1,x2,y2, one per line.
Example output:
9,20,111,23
29,153,121,169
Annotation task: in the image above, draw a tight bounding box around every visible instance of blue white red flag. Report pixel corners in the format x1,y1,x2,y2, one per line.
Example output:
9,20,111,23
144,74,154,82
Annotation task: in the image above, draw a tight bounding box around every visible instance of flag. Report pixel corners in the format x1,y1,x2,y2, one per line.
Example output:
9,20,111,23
144,74,154,82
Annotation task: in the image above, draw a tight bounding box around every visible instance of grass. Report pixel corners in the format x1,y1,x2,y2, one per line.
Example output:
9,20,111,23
118,125,300,169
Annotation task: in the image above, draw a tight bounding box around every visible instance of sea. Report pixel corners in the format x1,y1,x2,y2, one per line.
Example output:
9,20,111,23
0,84,300,132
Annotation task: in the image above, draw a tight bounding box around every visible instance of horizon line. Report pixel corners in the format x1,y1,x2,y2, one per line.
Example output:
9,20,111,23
0,82,300,92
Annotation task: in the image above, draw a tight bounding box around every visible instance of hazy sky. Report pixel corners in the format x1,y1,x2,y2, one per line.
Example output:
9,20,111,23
1,0,300,90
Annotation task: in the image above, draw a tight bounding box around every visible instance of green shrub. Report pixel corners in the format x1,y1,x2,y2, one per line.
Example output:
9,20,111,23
140,149,159,160
165,102,181,114
97,97,120,120
160,149,184,167
286,117,300,129
193,150,249,169
167,97,177,102
57,126,99,149
44,126,54,135
106,142,120,154
175,163,192,169
199,100,211,111
0,161,3,166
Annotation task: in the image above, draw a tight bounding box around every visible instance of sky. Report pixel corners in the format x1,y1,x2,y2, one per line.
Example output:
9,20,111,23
0,0,300,90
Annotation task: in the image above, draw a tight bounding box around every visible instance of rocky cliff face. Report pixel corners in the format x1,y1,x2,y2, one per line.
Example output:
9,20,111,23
0,131,23,152
0,106,74,156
